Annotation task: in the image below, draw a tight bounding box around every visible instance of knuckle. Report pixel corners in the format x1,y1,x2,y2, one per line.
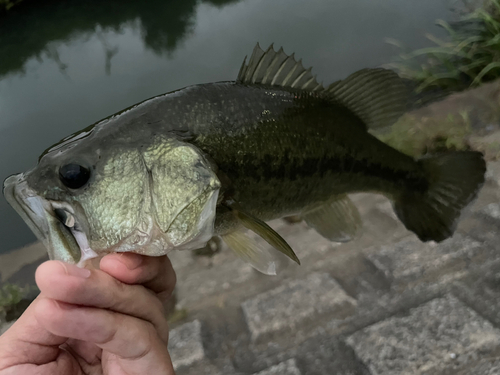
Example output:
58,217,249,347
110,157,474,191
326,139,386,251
99,323,118,346
152,294,166,316
158,270,177,297
128,322,156,360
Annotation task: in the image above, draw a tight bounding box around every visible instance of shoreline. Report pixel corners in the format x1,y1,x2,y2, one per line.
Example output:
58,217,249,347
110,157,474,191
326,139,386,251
0,241,46,284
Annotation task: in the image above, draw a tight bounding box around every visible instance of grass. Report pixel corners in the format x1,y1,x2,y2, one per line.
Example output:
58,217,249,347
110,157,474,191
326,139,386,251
389,0,500,93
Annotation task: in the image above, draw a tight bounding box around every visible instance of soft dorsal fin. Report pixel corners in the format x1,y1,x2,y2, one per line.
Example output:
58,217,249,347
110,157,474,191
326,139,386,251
237,43,323,91
326,68,409,129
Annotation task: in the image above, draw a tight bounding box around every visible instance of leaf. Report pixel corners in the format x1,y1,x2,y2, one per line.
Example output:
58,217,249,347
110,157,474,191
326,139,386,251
472,61,500,85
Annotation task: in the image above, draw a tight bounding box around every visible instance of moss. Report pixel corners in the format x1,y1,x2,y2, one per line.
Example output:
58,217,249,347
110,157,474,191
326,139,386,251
376,110,472,158
0,283,34,321
167,308,189,324
0,0,23,11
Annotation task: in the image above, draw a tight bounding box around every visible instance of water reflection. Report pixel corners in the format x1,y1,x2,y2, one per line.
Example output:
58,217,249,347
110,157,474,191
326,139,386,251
0,0,240,77
0,0,453,253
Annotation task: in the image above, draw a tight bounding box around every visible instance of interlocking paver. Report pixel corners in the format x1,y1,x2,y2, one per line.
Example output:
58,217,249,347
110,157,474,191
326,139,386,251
242,273,356,343
481,202,500,220
452,259,500,327
168,320,205,370
254,359,301,375
455,357,500,375
365,234,485,285
346,295,500,375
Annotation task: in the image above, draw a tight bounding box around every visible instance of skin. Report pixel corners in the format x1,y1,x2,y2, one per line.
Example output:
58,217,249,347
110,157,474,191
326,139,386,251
0,253,177,375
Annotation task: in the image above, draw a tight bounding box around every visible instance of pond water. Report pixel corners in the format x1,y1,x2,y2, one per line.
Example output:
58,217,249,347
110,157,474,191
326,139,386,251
0,0,455,254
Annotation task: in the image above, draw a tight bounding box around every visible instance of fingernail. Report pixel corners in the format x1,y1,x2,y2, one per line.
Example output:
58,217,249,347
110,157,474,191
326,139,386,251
121,253,144,270
59,261,91,278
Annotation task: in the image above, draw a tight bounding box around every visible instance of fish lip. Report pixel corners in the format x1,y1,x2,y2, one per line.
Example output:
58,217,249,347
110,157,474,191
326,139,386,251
4,174,49,243
3,174,85,264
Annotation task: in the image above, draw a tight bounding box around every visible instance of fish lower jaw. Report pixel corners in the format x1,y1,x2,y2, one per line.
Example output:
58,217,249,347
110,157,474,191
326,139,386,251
76,247,99,268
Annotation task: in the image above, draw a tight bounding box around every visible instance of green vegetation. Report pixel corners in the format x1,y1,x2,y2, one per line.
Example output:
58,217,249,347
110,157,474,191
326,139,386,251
390,0,500,93
376,111,472,158
383,0,500,160
0,0,23,11
0,283,34,321
167,308,189,324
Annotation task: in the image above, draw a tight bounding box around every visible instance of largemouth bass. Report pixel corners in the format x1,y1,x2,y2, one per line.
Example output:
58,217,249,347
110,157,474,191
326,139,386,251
3,44,486,273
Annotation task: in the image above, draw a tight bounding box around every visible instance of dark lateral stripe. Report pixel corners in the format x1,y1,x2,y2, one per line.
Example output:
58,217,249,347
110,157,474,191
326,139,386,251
220,152,427,191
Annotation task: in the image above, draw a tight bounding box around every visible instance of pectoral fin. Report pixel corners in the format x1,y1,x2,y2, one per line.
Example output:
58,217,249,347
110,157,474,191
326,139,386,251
221,229,277,275
302,195,362,242
234,209,300,265
224,203,300,265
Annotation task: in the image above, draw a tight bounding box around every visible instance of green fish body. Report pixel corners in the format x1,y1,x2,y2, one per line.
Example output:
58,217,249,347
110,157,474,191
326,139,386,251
3,45,486,273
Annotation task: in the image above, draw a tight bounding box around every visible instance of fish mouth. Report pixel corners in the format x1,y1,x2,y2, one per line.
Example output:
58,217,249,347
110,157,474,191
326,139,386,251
3,174,96,266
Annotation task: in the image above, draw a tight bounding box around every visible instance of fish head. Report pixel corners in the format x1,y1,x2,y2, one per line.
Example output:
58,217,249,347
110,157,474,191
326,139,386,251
3,132,221,266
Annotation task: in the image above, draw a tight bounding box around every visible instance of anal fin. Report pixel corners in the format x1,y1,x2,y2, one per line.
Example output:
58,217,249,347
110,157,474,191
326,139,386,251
302,195,362,242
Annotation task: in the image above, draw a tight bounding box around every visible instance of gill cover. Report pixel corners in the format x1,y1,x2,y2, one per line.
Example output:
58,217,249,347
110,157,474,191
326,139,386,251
141,136,221,252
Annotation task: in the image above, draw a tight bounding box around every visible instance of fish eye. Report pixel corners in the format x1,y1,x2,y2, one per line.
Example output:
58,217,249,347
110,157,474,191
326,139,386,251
59,163,90,189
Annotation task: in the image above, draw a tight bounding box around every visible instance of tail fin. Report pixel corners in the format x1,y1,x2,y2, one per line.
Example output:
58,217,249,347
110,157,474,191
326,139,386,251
394,151,486,242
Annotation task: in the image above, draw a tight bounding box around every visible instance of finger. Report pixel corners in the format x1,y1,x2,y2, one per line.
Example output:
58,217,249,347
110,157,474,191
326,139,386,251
35,298,175,375
35,261,169,343
100,253,176,300
0,295,67,369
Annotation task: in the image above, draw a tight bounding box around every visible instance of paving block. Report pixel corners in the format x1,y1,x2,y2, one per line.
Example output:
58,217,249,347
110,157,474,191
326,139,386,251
365,234,484,285
254,359,301,375
242,272,356,343
346,295,500,375
481,202,500,220
455,357,500,375
452,259,500,327
168,320,205,370
232,329,370,375
294,333,370,375
486,160,500,187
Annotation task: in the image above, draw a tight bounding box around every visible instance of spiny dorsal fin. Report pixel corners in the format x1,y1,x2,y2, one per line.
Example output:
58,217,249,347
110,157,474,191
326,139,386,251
237,43,323,91
326,68,409,129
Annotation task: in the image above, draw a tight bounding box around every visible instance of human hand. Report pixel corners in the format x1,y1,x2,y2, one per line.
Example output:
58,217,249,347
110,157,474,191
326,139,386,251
0,253,177,375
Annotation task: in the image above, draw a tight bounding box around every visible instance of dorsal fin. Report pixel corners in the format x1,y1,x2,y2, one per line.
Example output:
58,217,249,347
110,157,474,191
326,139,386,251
237,43,324,91
326,68,409,129
238,44,408,129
